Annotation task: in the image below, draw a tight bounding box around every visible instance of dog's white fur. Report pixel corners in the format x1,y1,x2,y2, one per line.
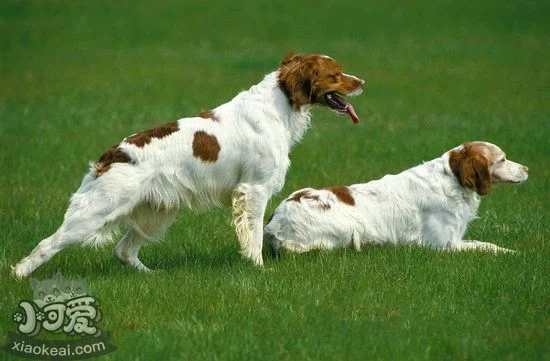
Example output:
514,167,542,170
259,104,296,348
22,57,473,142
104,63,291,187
265,142,528,254
13,54,364,278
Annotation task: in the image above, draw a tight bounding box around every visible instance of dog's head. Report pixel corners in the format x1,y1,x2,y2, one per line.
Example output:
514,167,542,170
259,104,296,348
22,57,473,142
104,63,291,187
278,53,365,123
448,141,529,195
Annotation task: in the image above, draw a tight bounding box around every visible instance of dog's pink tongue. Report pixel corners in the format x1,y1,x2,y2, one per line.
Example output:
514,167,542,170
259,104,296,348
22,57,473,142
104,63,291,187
346,103,359,124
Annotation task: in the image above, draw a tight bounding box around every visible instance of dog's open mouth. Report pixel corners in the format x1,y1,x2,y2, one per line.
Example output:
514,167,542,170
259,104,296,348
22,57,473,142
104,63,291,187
325,92,360,124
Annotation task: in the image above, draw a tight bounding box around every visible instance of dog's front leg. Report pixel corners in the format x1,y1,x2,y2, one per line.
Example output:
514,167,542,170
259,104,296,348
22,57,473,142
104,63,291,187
231,184,269,266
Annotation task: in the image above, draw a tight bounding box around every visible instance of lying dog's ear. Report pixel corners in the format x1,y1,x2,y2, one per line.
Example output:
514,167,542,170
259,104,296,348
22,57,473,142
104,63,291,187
449,149,491,195
278,54,314,108
466,152,491,195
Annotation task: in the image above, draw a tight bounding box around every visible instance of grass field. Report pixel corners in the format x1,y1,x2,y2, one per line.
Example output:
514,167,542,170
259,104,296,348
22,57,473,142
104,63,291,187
1,0,549,360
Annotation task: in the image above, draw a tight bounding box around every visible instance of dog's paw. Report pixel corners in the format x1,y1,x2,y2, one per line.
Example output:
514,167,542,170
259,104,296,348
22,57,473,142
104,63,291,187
11,264,28,280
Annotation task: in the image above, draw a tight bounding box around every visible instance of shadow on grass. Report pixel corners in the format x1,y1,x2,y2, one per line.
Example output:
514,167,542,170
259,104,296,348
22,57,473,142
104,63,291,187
149,246,245,272
67,248,247,278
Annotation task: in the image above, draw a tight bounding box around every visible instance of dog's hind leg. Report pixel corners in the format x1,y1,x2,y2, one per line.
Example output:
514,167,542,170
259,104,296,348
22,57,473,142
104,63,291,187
12,231,68,279
114,204,178,272
114,230,151,272
12,211,118,279
12,173,140,278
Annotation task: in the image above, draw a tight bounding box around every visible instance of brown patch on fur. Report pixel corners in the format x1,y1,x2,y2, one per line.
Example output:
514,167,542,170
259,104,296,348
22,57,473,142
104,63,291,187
287,190,331,210
198,110,220,122
449,143,492,195
277,52,364,108
192,131,220,163
94,121,178,176
95,145,131,176
125,122,179,148
288,190,310,202
323,186,355,206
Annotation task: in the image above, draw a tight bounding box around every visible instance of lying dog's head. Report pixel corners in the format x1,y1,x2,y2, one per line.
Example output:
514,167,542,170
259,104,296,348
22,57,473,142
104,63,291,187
449,141,529,195
278,53,365,123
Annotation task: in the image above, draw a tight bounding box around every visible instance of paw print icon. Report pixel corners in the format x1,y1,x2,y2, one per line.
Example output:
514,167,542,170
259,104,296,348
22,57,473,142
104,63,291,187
13,312,24,323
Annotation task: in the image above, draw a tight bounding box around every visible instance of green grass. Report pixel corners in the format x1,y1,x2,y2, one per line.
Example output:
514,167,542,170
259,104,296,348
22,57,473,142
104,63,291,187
1,0,549,360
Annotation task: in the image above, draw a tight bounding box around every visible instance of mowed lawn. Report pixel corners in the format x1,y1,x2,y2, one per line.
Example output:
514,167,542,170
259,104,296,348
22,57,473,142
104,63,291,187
1,1,549,360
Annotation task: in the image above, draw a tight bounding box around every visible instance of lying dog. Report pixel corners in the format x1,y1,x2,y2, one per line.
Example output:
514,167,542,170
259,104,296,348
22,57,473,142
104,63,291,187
13,53,365,278
265,141,528,254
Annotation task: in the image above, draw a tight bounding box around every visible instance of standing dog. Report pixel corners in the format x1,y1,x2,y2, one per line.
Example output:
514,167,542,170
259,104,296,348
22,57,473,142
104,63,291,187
13,53,365,277
265,141,528,254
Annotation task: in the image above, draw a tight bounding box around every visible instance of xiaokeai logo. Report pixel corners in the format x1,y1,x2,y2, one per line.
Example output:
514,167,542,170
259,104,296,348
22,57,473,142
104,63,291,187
2,272,116,360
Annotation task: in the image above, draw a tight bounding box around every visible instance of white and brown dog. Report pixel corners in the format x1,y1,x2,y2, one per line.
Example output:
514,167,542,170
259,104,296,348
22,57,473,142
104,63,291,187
265,141,528,254
13,53,365,278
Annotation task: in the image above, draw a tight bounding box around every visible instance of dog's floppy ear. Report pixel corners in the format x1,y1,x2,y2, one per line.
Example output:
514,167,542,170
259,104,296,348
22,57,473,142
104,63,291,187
449,149,492,195
278,53,314,108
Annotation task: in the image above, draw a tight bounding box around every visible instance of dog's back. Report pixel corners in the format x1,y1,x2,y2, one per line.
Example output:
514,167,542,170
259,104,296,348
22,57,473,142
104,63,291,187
265,162,447,253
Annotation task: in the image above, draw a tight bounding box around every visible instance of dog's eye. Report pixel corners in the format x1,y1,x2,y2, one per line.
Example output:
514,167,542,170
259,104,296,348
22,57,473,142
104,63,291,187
500,158,506,163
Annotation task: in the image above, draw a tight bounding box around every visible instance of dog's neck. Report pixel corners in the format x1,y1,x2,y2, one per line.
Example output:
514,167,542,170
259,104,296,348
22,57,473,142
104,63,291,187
440,152,481,205
390,154,481,207
238,70,312,146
